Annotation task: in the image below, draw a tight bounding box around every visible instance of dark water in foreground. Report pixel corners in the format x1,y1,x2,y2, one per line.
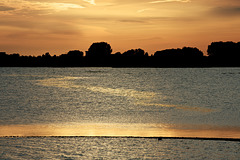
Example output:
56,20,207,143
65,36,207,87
0,67,240,159
1,137,240,159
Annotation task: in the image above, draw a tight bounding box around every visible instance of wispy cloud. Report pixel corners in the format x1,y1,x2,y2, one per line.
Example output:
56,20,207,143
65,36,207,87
83,0,96,5
211,6,240,17
0,5,15,11
137,8,153,13
0,0,84,15
150,0,190,3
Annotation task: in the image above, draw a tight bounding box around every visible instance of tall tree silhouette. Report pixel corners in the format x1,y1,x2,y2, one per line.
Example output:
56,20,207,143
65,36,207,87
207,41,240,66
86,42,112,57
207,41,240,58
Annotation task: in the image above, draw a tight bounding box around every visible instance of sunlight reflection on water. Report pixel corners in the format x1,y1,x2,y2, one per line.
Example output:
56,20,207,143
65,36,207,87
0,67,240,138
35,76,156,99
34,76,213,113
1,68,240,160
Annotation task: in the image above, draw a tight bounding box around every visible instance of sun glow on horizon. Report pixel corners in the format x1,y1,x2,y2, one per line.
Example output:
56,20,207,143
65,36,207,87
1,123,240,139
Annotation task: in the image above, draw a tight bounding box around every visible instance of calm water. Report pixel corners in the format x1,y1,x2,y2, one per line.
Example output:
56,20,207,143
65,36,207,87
1,137,240,159
0,67,240,159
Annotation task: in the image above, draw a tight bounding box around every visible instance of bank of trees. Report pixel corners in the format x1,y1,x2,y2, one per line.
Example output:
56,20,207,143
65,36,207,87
0,41,239,67
207,41,240,66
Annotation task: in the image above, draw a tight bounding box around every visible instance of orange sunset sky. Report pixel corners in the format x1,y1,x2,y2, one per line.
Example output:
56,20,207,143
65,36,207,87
0,0,240,56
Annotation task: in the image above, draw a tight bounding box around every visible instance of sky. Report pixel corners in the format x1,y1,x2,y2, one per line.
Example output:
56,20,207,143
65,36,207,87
0,0,240,56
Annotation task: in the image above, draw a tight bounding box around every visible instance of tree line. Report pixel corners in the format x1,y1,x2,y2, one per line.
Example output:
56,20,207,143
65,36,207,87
0,41,239,67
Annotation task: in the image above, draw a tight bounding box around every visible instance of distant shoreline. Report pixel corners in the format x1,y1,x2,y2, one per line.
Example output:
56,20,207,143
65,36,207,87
1,136,240,142
1,41,239,67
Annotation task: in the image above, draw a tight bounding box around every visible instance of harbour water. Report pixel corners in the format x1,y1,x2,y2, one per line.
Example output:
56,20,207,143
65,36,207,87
0,67,240,159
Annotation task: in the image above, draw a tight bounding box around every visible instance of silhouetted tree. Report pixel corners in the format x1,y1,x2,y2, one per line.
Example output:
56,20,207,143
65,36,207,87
56,50,84,67
207,41,240,66
0,52,7,66
67,50,84,57
154,47,203,57
154,47,204,67
0,52,7,57
86,42,112,57
114,52,122,56
154,48,182,57
122,48,148,57
42,52,51,58
10,53,20,58
207,41,240,58
182,47,203,57
117,48,150,67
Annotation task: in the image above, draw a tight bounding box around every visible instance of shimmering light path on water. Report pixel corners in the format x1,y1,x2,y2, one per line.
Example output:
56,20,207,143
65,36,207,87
0,68,240,138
